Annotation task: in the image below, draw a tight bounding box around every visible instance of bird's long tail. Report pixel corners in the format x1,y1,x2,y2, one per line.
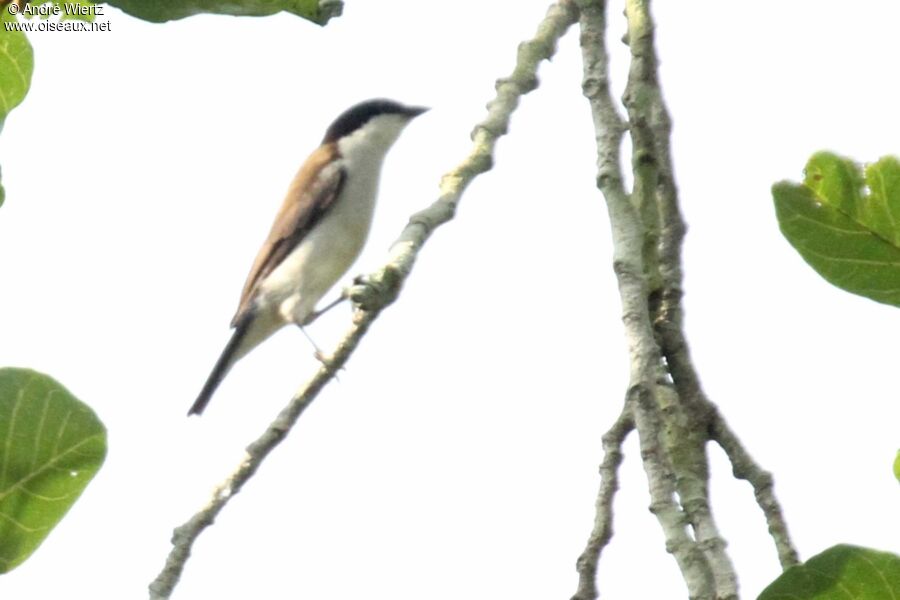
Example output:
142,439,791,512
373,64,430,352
188,317,253,416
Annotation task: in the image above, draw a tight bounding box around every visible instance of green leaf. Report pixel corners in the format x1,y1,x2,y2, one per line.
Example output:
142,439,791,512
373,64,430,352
758,544,900,600
0,10,35,208
0,12,33,129
894,450,900,483
0,368,107,573
801,153,866,222
773,152,900,307
107,0,343,24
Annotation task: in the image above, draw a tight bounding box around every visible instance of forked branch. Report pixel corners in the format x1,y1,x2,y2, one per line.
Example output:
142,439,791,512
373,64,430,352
572,0,797,598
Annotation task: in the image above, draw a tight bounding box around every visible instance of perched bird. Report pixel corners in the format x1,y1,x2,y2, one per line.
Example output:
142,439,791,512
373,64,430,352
189,99,428,416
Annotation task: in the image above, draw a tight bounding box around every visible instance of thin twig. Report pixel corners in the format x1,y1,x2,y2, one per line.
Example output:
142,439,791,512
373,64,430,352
147,3,579,598
575,0,714,598
572,406,634,600
709,410,800,569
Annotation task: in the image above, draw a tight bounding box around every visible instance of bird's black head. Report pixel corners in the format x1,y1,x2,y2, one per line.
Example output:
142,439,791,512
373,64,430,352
322,99,429,144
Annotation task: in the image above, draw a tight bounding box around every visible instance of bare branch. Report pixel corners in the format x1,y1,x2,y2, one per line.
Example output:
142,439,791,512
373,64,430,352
619,2,739,596
575,1,715,597
572,406,633,600
709,411,800,570
147,3,579,598
619,0,800,578
656,384,738,599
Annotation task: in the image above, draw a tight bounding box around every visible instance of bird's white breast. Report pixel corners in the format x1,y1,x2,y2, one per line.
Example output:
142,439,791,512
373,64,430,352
259,151,384,323
256,113,412,326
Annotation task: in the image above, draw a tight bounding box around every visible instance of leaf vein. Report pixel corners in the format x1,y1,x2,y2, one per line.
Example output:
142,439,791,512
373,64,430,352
0,507,47,533
797,244,900,268
0,433,104,503
785,210,874,237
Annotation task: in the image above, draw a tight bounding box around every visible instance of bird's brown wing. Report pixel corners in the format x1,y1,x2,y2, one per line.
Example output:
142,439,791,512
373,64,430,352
230,143,346,327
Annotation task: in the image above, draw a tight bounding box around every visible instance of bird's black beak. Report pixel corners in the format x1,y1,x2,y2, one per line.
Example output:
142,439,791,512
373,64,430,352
405,106,430,118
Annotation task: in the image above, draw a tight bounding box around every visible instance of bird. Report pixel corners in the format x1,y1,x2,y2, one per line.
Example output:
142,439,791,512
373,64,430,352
189,99,428,416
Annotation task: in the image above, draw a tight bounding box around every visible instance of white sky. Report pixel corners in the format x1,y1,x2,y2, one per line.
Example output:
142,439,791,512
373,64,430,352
1,1,899,598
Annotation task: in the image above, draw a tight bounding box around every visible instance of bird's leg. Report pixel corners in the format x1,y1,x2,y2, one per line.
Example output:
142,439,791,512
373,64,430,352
302,291,350,326
297,325,336,373
298,325,323,356
302,272,375,326
297,326,343,381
